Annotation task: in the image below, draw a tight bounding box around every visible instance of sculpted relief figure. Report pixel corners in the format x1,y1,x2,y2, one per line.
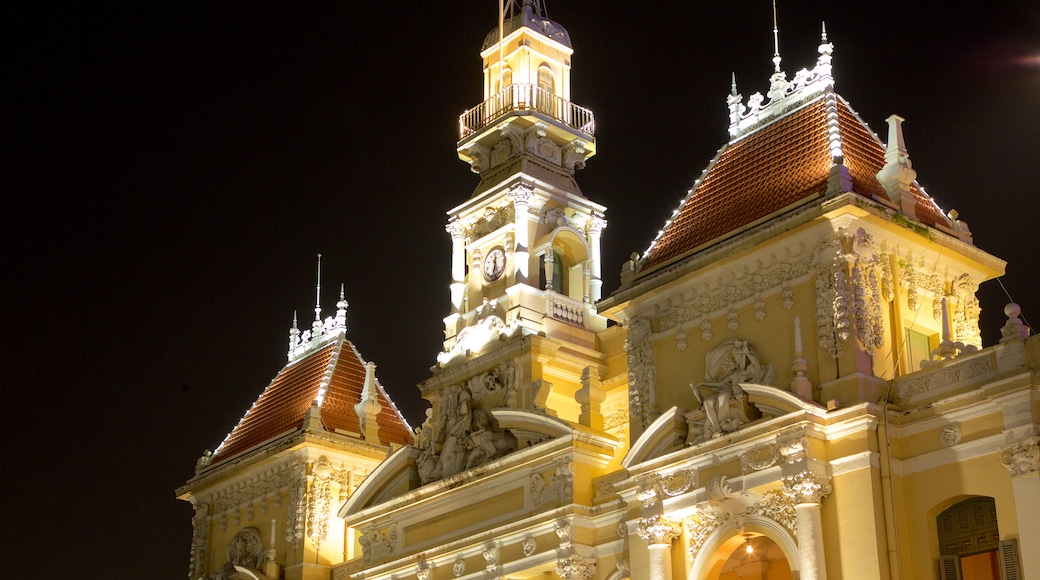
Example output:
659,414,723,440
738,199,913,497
417,386,518,484
689,339,773,443
213,526,264,579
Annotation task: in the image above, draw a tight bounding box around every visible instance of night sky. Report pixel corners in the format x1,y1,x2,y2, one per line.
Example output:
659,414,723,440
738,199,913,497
6,2,1038,578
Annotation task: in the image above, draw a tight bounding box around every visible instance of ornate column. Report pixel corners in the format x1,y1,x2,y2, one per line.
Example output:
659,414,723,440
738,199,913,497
446,219,466,314
637,515,682,580
509,186,533,284
587,216,606,302
782,471,832,580
1001,437,1039,578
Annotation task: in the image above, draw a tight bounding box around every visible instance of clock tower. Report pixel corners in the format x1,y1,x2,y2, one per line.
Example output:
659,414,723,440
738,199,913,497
443,0,606,364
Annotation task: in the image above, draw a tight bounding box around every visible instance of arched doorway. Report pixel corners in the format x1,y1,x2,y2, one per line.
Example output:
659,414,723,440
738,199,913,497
706,533,792,580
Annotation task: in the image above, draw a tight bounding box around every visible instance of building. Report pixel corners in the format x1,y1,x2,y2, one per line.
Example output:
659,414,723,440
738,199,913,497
180,2,1038,579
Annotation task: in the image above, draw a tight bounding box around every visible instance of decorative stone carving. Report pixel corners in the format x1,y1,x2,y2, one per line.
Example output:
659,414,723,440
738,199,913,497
940,424,961,448
895,356,992,399
1000,438,1039,478
748,491,798,537
781,471,832,504
685,507,729,558
417,386,518,484
637,515,682,546
637,469,698,507
688,339,772,442
1000,303,1030,342
675,328,687,352
625,317,656,431
416,556,433,580
530,463,575,507
555,519,573,546
359,523,399,565
307,455,346,549
187,502,209,579
438,314,522,365
483,541,499,570
617,520,628,538
616,560,631,580
224,526,264,570
556,556,597,580
522,536,537,556
658,257,812,335
452,558,466,577
286,460,306,550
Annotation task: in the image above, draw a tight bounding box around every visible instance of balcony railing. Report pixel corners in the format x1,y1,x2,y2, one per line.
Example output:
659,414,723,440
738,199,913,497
459,84,595,140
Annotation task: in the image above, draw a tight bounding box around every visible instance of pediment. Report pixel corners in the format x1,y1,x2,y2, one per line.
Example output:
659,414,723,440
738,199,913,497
341,409,576,519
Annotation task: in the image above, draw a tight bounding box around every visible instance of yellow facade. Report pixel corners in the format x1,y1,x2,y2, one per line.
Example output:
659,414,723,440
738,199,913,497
182,4,1037,580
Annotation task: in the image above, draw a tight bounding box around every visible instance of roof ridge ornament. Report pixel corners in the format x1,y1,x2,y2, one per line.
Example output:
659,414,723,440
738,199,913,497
726,20,836,138
287,257,349,362
876,114,920,219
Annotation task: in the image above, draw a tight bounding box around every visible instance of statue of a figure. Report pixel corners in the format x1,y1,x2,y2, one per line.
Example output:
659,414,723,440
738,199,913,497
690,339,772,440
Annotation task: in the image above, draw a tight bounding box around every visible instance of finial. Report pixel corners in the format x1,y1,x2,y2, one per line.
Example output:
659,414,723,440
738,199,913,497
771,0,782,73
821,21,828,43
288,310,301,361
314,254,323,322
336,283,348,330
731,72,738,96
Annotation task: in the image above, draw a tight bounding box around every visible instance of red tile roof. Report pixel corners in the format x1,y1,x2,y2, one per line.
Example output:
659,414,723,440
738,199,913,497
640,92,950,273
210,335,414,466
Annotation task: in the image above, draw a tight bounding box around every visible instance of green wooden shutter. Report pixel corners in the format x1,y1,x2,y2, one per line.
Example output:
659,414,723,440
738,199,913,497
938,554,960,580
999,539,1021,580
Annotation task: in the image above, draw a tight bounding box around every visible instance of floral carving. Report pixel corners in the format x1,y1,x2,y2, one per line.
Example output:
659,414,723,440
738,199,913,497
556,556,596,580
638,515,682,545
522,536,537,556
749,491,797,537
896,356,992,399
781,471,831,504
625,317,656,431
1000,438,1039,478
685,507,729,558
187,502,209,579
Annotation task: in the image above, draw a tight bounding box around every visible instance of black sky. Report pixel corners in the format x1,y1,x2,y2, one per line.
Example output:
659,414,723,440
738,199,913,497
5,2,1038,578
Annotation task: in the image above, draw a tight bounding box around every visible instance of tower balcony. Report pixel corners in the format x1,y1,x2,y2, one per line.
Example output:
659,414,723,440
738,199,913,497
458,84,595,141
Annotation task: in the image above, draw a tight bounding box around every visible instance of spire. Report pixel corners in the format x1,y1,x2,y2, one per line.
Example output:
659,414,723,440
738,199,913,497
312,254,323,336
288,311,301,360
771,0,782,73
335,283,348,330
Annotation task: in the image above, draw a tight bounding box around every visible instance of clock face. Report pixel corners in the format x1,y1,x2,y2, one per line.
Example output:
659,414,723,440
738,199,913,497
482,247,506,282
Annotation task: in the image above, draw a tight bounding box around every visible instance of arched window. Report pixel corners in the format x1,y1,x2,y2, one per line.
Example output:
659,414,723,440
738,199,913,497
936,497,1021,580
500,67,512,90
537,66,554,94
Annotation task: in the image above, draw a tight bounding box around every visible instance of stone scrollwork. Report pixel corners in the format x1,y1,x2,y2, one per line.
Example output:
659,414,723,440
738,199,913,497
624,317,656,431
452,558,466,577
530,462,575,507
637,468,697,507
637,515,682,546
685,507,729,558
416,556,433,580
1000,438,1039,478
556,556,597,580
895,356,991,399
781,471,832,504
216,526,264,575
187,502,209,579
285,460,306,550
688,339,772,443
747,491,798,538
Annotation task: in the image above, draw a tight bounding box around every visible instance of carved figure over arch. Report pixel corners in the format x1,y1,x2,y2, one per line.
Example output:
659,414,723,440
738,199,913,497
688,339,774,443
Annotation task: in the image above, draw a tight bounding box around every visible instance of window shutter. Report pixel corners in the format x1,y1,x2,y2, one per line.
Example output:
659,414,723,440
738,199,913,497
999,539,1021,580
938,555,960,580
